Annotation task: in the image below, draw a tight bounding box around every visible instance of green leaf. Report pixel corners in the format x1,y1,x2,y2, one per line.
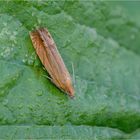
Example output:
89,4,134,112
0,1,140,139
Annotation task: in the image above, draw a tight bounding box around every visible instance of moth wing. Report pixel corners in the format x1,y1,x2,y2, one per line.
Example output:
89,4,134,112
38,28,72,89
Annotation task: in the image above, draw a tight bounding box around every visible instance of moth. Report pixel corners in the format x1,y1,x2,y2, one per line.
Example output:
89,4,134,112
29,28,74,98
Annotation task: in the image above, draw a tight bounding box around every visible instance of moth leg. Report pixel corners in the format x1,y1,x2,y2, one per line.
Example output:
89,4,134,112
43,67,47,71
42,74,53,81
42,75,61,90
42,73,62,92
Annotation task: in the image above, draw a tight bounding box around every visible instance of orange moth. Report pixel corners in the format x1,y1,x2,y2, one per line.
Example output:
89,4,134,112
29,28,74,97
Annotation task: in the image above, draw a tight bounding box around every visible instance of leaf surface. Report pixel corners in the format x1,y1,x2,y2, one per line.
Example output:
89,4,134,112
0,1,140,139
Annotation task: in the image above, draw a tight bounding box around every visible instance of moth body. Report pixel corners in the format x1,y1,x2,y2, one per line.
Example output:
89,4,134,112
30,28,74,97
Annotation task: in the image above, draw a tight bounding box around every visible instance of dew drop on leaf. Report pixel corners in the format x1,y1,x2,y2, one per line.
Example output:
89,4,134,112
18,104,23,109
36,91,43,96
2,99,8,106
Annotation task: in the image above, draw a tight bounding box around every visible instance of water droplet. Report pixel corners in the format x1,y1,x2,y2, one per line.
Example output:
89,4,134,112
2,99,8,106
22,59,26,63
13,31,18,36
12,43,15,47
131,34,135,39
27,59,34,65
13,39,17,44
32,12,35,16
20,96,24,99
1,47,12,58
19,22,22,26
19,113,24,116
3,22,7,26
37,18,41,24
10,35,16,40
36,91,43,96
13,118,17,123
0,52,4,57
18,104,23,109
28,105,33,110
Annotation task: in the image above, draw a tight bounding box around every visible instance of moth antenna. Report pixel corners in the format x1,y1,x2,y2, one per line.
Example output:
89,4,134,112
71,62,76,88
